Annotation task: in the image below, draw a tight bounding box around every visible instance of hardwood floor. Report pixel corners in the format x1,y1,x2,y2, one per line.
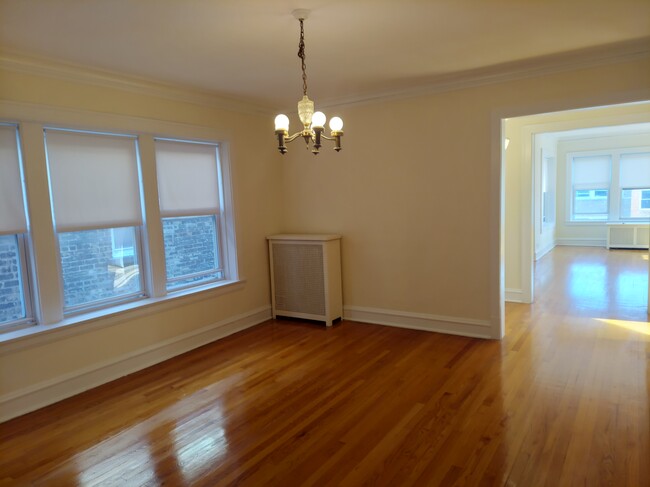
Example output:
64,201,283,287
1,246,648,486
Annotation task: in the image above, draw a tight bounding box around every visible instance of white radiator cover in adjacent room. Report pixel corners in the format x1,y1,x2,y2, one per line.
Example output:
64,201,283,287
267,234,342,326
607,223,650,249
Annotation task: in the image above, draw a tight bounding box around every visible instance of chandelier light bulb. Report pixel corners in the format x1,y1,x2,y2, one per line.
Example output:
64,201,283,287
329,117,343,132
275,114,290,132
312,111,326,128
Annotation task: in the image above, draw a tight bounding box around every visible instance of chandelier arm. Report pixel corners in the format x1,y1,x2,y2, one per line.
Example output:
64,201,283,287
285,132,308,143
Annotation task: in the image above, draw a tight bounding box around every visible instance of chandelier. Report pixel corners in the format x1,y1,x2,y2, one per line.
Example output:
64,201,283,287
274,10,344,155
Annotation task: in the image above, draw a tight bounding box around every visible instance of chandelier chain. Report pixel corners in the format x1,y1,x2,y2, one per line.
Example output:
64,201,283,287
298,19,308,96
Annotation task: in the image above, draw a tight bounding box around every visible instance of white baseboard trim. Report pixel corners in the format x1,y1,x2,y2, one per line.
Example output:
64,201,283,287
0,306,271,423
535,242,556,261
556,238,606,247
505,288,525,303
343,306,493,339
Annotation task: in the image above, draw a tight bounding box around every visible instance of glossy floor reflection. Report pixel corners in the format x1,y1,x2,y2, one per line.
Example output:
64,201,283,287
538,245,649,320
0,246,648,486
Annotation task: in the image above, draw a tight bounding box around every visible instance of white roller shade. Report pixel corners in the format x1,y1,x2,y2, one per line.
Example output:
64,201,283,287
572,155,611,188
155,139,220,217
45,130,142,232
0,125,27,235
620,152,650,188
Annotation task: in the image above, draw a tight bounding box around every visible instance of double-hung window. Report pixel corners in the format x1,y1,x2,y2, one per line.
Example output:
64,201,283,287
571,155,611,221
0,124,33,329
619,152,650,220
44,129,146,313
154,139,226,291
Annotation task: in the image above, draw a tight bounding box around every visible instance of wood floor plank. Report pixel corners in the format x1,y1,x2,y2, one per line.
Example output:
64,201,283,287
0,246,648,486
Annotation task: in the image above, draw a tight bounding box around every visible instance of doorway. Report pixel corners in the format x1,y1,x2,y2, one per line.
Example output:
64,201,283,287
502,102,650,324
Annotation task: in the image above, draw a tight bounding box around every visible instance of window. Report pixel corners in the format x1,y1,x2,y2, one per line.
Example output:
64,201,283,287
44,129,146,312
619,152,650,220
0,117,238,334
0,124,33,329
155,139,226,291
570,155,611,221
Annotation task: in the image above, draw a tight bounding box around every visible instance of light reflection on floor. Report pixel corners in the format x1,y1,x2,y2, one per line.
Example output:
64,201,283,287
568,261,608,311
563,249,649,317
77,438,157,486
173,402,229,484
596,318,650,337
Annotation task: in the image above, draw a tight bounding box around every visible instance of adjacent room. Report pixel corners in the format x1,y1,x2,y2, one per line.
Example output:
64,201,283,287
1,1,649,485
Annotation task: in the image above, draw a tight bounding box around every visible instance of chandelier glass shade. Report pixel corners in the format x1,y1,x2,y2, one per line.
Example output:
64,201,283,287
274,10,344,155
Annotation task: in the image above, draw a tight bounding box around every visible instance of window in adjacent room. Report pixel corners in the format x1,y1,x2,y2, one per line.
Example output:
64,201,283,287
154,138,230,291
0,124,33,329
44,129,146,313
619,152,650,220
570,155,611,221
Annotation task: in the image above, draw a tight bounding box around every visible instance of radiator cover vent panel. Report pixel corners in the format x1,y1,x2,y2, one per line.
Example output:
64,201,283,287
267,234,343,327
272,243,326,316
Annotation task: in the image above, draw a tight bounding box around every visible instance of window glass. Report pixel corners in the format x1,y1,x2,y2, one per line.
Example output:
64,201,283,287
0,234,27,326
162,216,223,290
620,188,650,220
59,227,143,310
573,189,609,221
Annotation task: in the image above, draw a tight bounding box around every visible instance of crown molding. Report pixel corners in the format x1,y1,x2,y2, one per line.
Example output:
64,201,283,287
0,49,276,116
314,37,650,110
2,37,649,117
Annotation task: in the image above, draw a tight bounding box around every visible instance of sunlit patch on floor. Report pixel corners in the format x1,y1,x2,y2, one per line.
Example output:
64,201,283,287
597,318,650,336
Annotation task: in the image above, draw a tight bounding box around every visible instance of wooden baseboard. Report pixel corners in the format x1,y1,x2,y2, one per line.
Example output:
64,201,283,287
343,306,493,339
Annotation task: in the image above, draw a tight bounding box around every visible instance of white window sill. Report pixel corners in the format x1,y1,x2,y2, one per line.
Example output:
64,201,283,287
565,220,650,225
0,279,245,353
564,220,609,225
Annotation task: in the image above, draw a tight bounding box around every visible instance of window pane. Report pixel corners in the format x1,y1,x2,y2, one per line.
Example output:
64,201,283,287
573,189,608,220
162,215,223,290
0,234,26,325
621,188,650,219
59,227,142,309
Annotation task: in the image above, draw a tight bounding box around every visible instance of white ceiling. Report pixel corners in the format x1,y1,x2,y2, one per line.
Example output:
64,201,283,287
1,0,649,110
549,122,650,142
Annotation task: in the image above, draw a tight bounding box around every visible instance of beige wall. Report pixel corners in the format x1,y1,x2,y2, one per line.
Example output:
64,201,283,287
281,57,650,327
0,67,281,418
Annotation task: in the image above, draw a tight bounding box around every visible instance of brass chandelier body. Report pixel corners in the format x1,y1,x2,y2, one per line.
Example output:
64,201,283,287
274,11,344,155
